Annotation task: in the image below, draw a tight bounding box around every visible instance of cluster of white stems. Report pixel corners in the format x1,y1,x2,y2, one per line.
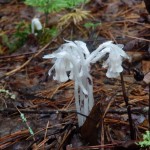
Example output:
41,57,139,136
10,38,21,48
43,40,130,127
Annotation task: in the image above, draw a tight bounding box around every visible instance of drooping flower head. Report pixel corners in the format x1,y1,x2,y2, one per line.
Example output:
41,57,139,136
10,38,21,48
89,41,130,78
43,40,94,127
43,40,130,127
31,18,42,34
43,40,90,95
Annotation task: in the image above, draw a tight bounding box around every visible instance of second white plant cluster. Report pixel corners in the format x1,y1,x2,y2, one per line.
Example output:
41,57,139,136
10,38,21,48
43,40,130,127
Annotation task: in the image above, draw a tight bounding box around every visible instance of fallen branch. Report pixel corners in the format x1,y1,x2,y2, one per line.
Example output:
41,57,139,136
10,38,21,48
0,106,149,115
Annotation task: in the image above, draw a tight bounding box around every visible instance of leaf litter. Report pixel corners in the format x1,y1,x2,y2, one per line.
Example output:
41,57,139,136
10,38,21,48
0,0,150,149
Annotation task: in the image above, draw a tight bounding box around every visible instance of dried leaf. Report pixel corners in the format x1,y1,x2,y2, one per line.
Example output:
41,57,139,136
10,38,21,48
142,61,150,73
143,71,150,84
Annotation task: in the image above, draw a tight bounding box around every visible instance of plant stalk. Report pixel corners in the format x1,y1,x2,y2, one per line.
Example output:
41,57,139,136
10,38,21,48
148,83,150,131
120,72,136,140
45,12,49,27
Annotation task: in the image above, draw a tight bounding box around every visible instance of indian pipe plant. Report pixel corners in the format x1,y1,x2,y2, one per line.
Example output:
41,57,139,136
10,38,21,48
31,18,42,35
43,40,137,140
43,40,94,127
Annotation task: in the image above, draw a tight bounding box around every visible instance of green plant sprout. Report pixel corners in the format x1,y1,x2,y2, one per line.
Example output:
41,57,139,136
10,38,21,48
0,89,16,100
15,106,35,140
48,27,58,37
138,131,150,148
0,19,58,53
25,0,67,13
0,21,30,53
20,113,34,136
84,22,100,30
66,0,88,8
25,0,67,25
37,27,58,45
84,22,101,38
25,0,88,25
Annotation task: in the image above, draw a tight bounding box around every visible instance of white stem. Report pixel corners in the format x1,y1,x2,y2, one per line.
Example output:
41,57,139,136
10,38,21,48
87,77,94,112
31,22,35,34
82,76,89,118
74,81,83,127
79,75,94,125
79,86,85,125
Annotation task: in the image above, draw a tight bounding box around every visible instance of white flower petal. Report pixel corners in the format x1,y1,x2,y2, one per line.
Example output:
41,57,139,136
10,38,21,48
31,18,42,34
117,44,124,49
43,54,55,59
106,70,120,78
90,47,111,64
48,65,54,76
54,59,69,82
92,41,130,78
74,40,90,57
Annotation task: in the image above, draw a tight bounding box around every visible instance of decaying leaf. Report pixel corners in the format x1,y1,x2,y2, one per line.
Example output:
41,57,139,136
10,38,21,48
143,71,150,84
142,61,150,73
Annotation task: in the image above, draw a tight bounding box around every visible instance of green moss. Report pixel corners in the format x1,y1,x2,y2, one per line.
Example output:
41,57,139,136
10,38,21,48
138,131,150,148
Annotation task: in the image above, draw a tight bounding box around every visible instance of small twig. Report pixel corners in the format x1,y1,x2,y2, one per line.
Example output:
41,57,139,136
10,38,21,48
26,122,69,140
109,106,149,114
144,0,150,14
0,129,29,149
0,29,64,80
125,35,150,42
44,121,50,140
41,121,50,149
0,108,96,121
0,47,58,59
66,142,121,150
58,126,76,150
105,118,147,130
108,30,117,43
148,83,150,130
0,43,49,80
120,72,136,140
100,122,104,150
1,106,149,115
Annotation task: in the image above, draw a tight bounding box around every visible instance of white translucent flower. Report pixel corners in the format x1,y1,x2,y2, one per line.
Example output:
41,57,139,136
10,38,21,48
43,40,94,127
43,51,73,82
31,18,42,34
74,40,90,57
89,41,129,78
43,40,129,126
86,41,112,64
103,43,129,78
43,40,89,95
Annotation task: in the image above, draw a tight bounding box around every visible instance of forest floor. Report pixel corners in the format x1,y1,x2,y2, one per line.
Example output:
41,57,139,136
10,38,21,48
0,0,150,149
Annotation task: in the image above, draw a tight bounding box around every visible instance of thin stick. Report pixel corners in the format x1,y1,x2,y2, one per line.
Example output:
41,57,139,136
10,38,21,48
148,83,150,131
125,35,150,42
0,29,64,80
120,72,135,140
1,106,149,115
0,108,88,117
